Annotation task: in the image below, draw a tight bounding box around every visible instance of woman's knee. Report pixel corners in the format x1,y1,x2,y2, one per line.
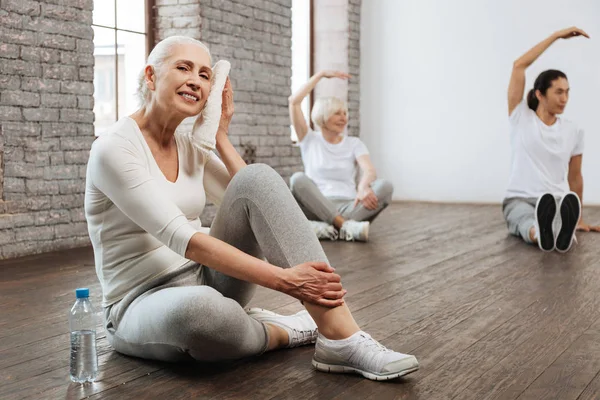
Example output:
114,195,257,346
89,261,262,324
231,163,286,195
374,179,394,203
289,171,308,193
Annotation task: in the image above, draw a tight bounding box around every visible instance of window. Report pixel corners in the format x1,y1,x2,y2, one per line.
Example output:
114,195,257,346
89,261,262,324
290,0,312,142
92,0,151,135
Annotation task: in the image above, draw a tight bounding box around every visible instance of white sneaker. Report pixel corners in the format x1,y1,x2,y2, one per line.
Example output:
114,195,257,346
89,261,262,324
246,308,318,348
312,331,419,381
309,221,339,241
339,220,369,242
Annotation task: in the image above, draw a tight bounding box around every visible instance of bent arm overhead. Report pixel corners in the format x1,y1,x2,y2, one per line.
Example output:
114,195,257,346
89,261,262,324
507,27,589,115
288,72,323,142
508,33,558,115
289,71,351,142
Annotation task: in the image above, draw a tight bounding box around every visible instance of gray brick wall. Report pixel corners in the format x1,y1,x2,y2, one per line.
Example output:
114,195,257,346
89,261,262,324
0,0,358,258
154,0,301,225
0,0,94,259
154,0,301,181
202,0,302,181
348,0,361,138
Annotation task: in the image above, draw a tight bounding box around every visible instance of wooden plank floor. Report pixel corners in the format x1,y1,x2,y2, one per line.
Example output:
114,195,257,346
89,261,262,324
2,203,600,400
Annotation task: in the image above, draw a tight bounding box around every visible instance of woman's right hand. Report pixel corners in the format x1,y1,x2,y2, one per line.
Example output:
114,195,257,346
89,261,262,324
555,27,590,40
319,70,351,80
279,262,346,307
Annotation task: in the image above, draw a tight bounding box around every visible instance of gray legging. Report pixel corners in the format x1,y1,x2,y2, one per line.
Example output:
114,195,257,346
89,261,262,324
502,197,538,244
289,172,394,225
104,164,330,363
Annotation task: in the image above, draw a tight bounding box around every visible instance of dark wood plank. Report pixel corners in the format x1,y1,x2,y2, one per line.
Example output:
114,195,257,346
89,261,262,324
2,203,600,400
578,371,600,400
515,332,600,400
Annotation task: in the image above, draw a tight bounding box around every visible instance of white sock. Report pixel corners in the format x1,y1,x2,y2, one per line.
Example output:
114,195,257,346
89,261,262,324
318,330,364,346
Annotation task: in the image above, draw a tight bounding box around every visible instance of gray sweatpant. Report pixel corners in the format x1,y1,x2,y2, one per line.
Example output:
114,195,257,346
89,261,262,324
502,197,537,244
104,164,330,363
289,172,394,225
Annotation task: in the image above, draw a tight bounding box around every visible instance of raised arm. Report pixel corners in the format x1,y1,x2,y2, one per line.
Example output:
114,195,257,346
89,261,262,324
288,70,350,142
508,27,589,115
216,78,246,177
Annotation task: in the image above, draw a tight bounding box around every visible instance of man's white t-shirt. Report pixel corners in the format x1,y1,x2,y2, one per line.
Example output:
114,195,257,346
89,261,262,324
505,100,584,199
298,129,369,199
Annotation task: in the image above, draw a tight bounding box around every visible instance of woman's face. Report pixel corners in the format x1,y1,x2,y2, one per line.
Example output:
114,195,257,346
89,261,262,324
323,109,348,134
538,77,570,115
151,43,213,117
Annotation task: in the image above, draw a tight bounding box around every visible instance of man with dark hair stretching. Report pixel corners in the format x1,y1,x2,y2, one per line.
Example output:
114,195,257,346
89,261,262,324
503,26,600,252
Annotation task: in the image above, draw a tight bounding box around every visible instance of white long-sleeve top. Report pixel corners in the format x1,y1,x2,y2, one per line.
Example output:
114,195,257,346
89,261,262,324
85,117,230,307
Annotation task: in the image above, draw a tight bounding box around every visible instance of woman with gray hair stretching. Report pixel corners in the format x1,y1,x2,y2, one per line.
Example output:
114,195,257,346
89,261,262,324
84,36,418,381
289,71,394,242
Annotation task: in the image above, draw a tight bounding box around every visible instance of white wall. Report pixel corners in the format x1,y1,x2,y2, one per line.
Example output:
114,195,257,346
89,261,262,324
361,0,600,204
313,0,349,101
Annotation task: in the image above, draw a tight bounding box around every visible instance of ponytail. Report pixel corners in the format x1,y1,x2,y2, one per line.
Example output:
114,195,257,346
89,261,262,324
526,89,539,111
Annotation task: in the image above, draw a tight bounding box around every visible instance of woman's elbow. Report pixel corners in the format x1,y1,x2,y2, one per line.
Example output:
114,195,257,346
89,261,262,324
512,60,527,71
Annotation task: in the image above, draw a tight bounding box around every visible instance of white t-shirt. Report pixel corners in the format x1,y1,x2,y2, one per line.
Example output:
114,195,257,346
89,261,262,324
505,100,584,199
85,117,230,306
298,129,369,199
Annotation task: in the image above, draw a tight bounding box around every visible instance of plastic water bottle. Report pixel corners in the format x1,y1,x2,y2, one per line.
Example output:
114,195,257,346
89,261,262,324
69,288,98,383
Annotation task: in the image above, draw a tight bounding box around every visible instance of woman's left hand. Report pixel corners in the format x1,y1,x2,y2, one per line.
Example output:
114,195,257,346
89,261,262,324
217,78,234,138
577,220,600,232
354,187,378,210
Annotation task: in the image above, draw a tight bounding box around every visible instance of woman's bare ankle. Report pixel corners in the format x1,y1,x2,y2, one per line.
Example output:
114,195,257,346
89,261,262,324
266,324,289,350
332,215,345,230
529,227,537,243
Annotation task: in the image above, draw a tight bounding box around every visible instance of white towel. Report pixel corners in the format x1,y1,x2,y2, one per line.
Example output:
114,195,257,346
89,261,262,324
191,60,231,151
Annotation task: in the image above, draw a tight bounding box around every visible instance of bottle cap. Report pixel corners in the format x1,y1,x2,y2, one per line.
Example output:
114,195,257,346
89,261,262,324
75,288,89,299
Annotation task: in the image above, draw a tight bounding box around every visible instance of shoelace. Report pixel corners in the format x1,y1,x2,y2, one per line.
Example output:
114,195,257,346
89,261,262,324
357,333,392,353
290,329,318,347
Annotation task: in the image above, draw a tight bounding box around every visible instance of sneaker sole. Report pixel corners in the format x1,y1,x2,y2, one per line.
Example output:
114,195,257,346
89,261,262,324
535,193,556,252
312,359,419,381
556,193,581,253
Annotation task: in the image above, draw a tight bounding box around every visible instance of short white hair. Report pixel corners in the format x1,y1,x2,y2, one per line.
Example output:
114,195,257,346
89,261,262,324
310,97,348,129
137,36,212,107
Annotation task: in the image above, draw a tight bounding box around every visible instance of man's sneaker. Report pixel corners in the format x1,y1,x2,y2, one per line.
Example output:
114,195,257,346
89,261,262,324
556,192,581,253
312,331,419,381
339,220,369,242
535,193,557,252
246,308,318,348
309,221,339,241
